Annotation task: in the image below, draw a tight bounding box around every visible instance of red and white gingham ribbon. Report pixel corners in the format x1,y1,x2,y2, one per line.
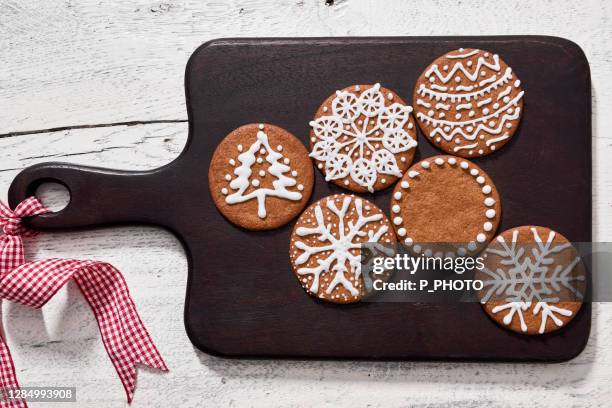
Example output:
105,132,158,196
0,197,167,407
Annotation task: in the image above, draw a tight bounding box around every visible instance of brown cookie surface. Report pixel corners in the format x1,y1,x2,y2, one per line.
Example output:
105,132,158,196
289,194,396,304
390,155,501,256
309,83,418,193
208,123,314,230
476,226,586,335
413,48,524,158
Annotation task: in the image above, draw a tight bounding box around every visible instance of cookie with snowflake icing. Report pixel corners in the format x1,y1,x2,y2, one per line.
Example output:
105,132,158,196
390,155,501,257
413,48,524,158
476,226,586,335
309,84,418,193
289,194,396,304
208,123,314,230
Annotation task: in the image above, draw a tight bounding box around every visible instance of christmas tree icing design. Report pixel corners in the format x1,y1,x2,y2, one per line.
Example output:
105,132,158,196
225,128,302,218
480,228,585,334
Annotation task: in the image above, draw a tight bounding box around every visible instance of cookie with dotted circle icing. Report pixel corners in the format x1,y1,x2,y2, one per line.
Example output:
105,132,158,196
208,123,314,230
309,83,418,193
476,226,586,335
413,48,524,158
289,194,396,304
390,155,501,256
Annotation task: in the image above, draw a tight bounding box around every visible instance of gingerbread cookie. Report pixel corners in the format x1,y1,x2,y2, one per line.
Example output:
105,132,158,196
309,83,418,193
390,155,501,256
413,48,524,158
290,194,396,304
476,226,586,335
208,123,314,230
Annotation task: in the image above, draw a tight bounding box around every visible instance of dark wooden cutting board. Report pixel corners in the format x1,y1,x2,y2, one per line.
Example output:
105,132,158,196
9,36,591,361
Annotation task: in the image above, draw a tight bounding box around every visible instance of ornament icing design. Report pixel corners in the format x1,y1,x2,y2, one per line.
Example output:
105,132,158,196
224,126,302,218
293,195,393,300
414,49,524,157
310,84,417,192
390,156,499,258
480,228,585,334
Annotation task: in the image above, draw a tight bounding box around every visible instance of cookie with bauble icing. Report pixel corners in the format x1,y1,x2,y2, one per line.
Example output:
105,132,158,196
413,48,524,158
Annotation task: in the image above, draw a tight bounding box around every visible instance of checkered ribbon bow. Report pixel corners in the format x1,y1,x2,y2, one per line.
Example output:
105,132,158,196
0,197,167,407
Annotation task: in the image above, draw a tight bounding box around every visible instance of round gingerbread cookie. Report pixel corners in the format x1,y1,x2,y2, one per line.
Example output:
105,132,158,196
390,155,501,256
309,83,418,193
208,123,314,230
289,194,396,304
413,48,524,158
476,226,586,335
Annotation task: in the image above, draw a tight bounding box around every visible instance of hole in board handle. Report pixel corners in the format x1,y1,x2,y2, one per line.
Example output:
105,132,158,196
34,181,71,212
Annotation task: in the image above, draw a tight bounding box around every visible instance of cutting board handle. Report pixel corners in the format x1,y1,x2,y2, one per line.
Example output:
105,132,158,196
8,162,168,230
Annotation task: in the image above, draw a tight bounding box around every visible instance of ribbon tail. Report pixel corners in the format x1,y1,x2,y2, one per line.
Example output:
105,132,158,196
0,335,28,408
0,237,25,279
74,262,168,404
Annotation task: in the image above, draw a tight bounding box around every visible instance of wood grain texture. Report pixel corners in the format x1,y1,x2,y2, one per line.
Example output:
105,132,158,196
1,0,611,406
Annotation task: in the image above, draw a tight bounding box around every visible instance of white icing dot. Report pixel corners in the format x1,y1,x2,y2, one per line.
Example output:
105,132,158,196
476,233,486,243
225,174,232,181
393,217,403,225
398,228,406,237
457,247,467,256
251,179,260,187
381,178,387,184
455,113,461,120
298,184,304,191
424,249,433,257
491,145,496,151
400,156,406,162
455,76,461,83
514,79,521,87
460,162,469,169
480,71,486,77
484,52,489,57
404,237,414,246
258,124,265,130
470,169,478,176
392,204,401,213
482,185,492,194
277,145,283,152
478,149,484,154
483,108,490,115
283,158,290,165
311,137,316,142
439,112,445,118
409,171,419,178
429,76,435,82
467,61,473,67
291,170,298,177
408,123,413,129
229,159,236,166
455,138,461,144
344,180,349,185
257,157,263,164
435,158,444,166
317,163,323,169
428,110,434,117
493,103,500,109
444,126,451,132
401,181,409,189
467,241,477,251
476,176,485,184
221,188,228,195
421,161,430,169
479,134,485,140
448,158,457,165
387,92,393,100
443,64,449,70
323,106,328,112
484,222,493,231
394,192,402,200
436,137,442,143
468,150,473,155
503,96,511,103
508,108,514,114
259,148,266,155
413,245,422,253
469,111,475,117
467,126,474,132
237,144,243,152
486,209,496,218
489,120,495,127
259,170,266,177
484,197,495,206
506,123,512,129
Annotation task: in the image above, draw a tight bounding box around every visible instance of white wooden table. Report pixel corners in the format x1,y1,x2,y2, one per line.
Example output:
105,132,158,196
1,1,611,406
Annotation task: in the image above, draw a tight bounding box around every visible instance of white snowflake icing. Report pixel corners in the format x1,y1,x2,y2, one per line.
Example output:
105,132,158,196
293,196,392,298
309,84,417,192
480,227,585,334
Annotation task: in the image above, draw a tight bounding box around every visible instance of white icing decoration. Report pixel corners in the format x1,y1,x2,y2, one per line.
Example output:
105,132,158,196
480,228,584,334
398,228,406,236
434,158,444,166
394,192,402,200
392,204,400,213
476,233,486,243
484,197,495,206
401,181,409,189
485,209,496,218
483,222,493,231
294,196,391,296
482,185,492,194
309,83,417,192
225,130,302,218
421,161,430,169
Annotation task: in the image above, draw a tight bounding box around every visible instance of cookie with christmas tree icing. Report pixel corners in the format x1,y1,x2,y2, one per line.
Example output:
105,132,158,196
413,48,524,158
476,226,586,335
390,155,501,257
208,123,314,230
290,194,396,304
309,84,418,193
